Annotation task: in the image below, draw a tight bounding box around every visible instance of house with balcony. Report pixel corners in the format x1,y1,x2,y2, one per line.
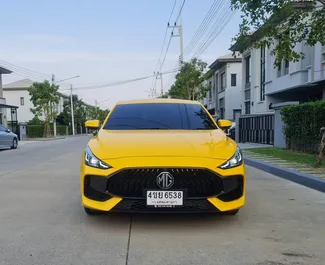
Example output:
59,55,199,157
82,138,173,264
201,53,242,120
231,16,325,115
3,78,70,123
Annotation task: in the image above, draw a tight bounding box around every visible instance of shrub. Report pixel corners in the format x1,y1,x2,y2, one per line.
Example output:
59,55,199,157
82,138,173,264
26,124,68,138
281,100,325,154
27,116,44,125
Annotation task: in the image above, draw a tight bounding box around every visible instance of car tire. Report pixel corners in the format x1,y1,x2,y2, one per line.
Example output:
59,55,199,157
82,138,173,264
84,206,101,215
11,138,18,149
221,209,239,215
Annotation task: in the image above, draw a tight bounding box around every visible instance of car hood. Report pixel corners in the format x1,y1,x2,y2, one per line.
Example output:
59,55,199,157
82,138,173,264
88,129,237,160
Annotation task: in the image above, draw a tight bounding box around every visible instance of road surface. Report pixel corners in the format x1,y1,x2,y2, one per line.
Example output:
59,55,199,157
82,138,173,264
0,136,324,265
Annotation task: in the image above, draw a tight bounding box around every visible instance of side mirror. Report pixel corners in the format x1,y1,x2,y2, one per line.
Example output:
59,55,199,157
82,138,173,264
5,129,11,133
218,119,232,131
85,120,100,136
85,120,100,129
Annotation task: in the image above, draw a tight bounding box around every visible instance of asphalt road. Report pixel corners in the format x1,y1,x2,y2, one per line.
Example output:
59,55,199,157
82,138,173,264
0,136,325,265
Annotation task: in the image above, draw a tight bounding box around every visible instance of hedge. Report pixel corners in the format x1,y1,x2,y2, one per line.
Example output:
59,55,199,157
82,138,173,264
281,100,325,154
27,125,67,138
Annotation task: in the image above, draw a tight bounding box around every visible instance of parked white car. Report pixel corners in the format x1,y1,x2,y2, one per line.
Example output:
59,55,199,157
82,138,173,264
0,124,18,149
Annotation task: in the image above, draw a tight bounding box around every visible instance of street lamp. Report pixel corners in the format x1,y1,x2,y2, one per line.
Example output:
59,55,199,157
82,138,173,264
54,75,80,136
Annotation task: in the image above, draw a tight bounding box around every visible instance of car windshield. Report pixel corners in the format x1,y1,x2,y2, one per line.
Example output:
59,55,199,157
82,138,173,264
103,103,218,130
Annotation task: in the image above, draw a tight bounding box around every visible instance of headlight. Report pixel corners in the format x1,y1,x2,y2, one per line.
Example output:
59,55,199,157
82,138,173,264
84,146,111,169
219,147,243,169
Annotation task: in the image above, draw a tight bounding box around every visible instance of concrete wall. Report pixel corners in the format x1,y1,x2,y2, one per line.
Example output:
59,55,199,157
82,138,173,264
224,62,242,120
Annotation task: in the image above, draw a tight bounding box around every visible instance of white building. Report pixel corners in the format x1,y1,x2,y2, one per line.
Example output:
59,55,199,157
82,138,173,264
231,30,325,115
3,78,70,123
201,53,242,121
0,66,18,127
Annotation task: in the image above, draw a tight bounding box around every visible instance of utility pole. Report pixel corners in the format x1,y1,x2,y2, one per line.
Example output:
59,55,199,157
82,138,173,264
168,14,184,67
159,72,164,97
51,74,57,138
70,84,75,136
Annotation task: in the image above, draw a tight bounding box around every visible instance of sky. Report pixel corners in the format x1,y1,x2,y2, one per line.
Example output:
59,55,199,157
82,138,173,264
0,0,242,109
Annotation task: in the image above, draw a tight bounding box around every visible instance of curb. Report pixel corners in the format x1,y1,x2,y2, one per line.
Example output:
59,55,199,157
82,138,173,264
20,136,66,142
244,157,325,193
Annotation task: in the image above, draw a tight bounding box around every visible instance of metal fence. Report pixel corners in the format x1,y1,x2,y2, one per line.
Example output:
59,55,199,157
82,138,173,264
239,114,274,145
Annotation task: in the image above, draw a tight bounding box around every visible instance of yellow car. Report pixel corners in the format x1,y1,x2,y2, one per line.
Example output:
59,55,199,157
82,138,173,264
80,99,246,215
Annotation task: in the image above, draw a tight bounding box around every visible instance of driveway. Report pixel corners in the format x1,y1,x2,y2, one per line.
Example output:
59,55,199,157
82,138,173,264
0,136,324,265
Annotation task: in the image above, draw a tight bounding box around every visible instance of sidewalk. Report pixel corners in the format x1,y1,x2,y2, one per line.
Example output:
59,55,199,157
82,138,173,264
243,149,325,179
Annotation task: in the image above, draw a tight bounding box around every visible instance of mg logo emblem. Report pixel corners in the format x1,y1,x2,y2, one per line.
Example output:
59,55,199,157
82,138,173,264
156,172,174,189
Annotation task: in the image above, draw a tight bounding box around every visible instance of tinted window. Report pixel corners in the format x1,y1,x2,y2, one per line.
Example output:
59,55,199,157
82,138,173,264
185,104,217,130
0,125,6,132
103,103,217,130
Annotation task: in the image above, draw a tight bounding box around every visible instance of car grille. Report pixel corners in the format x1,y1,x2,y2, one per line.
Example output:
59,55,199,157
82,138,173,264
106,168,223,199
111,199,218,213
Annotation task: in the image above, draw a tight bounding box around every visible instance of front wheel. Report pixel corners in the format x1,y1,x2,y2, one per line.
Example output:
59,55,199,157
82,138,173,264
11,138,18,149
220,209,239,216
84,206,101,216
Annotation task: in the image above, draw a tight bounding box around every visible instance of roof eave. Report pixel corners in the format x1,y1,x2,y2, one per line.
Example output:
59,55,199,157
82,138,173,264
0,67,12,75
209,58,242,70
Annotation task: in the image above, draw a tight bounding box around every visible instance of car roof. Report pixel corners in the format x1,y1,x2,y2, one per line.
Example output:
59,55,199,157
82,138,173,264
116,98,201,105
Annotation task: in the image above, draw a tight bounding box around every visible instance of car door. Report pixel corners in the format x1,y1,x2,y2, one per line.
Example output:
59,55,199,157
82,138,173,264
0,125,12,147
0,125,7,147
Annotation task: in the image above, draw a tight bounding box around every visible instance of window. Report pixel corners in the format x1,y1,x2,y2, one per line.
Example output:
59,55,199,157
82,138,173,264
215,74,219,92
103,103,217,130
231,74,237,86
245,55,251,84
0,125,6,131
284,59,289,75
208,81,212,100
277,62,282,77
233,109,241,121
20,97,24,106
260,47,266,101
220,72,226,90
245,101,251,114
219,98,225,119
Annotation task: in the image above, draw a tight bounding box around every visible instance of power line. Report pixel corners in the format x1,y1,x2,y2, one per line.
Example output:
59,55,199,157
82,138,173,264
150,0,178,97
183,0,222,58
60,68,179,91
193,6,234,58
174,0,186,23
153,0,177,74
158,35,173,73
0,60,52,79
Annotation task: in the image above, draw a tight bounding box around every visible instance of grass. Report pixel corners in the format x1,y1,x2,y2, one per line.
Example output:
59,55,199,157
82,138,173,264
244,147,325,168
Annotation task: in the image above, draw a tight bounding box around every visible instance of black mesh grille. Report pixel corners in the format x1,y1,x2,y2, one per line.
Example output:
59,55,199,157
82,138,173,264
106,168,223,199
112,199,218,213
84,176,112,202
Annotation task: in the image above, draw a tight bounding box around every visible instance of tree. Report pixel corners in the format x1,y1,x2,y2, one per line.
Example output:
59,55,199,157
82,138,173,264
28,80,59,137
56,95,88,131
231,0,321,67
87,106,109,123
167,58,212,100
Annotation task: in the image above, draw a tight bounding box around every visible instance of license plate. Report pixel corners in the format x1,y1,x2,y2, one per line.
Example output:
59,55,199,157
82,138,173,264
146,191,183,207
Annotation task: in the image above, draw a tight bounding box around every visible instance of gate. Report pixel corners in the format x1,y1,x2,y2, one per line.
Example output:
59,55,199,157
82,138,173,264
239,114,274,145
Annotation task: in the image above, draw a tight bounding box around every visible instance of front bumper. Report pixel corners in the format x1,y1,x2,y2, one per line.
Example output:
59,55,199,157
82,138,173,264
80,162,246,213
